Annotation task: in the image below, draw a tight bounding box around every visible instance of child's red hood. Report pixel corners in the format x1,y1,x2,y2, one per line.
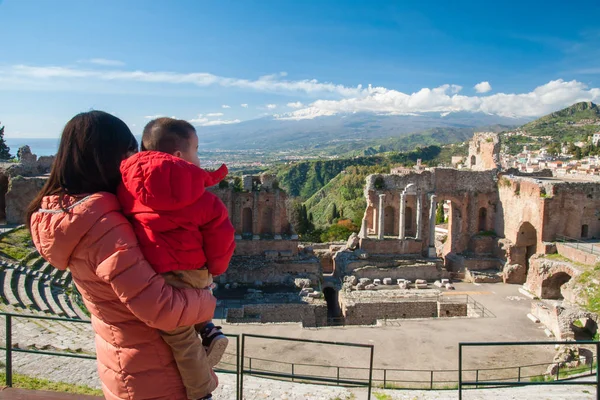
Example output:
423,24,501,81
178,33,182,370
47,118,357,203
119,151,228,211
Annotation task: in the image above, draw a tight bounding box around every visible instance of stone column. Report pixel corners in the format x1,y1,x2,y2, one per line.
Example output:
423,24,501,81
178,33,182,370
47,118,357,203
274,190,282,240
359,217,368,239
378,194,385,240
252,191,260,240
415,190,422,240
398,192,406,240
428,194,437,257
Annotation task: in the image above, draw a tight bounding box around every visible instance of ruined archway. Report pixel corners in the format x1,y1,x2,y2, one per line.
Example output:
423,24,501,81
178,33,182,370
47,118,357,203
470,155,476,166
478,207,487,232
405,207,413,236
582,224,589,239
541,272,572,300
571,318,598,341
260,207,273,235
323,287,342,324
384,206,395,236
516,222,537,271
242,207,253,234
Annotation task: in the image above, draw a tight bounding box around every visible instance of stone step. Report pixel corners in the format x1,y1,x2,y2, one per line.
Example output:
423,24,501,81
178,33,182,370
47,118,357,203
17,271,34,308
29,257,46,271
69,296,90,321
44,285,66,316
32,279,50,313
57,293,78,319
3,269,20,306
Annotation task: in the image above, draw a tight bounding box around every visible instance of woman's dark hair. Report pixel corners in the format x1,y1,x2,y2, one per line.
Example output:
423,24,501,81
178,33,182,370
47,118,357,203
26,111,138,228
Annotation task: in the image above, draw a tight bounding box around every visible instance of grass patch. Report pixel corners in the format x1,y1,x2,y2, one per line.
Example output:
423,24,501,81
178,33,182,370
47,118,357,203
0,227,35,261
0,372,102,396
374,393,393,400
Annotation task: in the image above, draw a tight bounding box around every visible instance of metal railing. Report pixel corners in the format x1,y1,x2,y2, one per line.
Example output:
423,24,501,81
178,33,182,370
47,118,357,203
556,235,600,256
458,341,600,399
240,333,375,399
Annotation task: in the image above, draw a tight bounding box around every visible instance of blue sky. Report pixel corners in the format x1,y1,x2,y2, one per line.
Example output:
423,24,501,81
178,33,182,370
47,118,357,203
1,0,599,138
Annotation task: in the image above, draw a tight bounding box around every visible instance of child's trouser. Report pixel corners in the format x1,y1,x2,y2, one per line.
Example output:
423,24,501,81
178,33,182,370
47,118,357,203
160,268,216,399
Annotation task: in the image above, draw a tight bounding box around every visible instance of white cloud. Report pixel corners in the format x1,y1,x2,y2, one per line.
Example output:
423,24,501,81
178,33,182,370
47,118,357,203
206,112,224,117
3,65,362,96
266,104,277,109
276,80,600,120
144,114,165,120
189,115,241,126
287,102,304,108
81,58,125,67
474,81,492,93
241,103,249,108
222,104,231,109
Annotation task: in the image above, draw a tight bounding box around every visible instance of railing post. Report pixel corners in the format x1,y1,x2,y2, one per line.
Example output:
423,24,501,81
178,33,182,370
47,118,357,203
240,334,245,399
236,335,240,400
458,344,462,400
249,357,252,374
368,345,374,400
475,369,479,389
5,314,12,387
556,362,560,381
383,369,386,388
592,342,600,400
518,366,521,383
338,366,341,386
291,363,294,382
430,370,434,389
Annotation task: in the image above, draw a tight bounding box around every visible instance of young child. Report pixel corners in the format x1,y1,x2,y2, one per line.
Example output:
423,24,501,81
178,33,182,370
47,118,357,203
117,117,235,400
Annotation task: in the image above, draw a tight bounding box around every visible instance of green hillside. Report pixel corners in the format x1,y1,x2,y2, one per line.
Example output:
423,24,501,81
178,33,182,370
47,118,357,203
275,145,443,200
303,165,387,229
521,101,600,142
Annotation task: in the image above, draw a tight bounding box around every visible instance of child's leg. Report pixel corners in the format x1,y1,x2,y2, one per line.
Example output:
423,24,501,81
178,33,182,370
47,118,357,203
176,270,230,367
161,326,217,399
161,272,218,399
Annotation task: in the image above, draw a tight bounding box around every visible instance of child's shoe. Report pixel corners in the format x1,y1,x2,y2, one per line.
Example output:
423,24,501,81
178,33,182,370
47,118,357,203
200,322,229,367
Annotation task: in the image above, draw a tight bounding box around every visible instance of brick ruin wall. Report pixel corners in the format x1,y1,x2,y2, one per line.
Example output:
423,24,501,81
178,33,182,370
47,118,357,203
556,243,600,266
524,256,582,299
226,301,327,327
221,257,321,286
345,261,444,281
531,300,600,340
468,132,501,171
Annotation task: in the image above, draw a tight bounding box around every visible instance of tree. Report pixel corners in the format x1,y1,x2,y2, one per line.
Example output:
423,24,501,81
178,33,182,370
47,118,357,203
435,202,445,225
0,124,12,160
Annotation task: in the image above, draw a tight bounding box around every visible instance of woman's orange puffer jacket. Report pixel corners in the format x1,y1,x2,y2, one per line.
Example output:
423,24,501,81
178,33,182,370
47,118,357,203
30,192,217,399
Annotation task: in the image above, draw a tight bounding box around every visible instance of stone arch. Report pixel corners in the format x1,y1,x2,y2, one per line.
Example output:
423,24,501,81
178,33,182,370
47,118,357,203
571,317,598,341
516,222,537,271
242,207,253,234
260,207,273,235
384,206,395,236
541,271,572,300
434,195,466,254
470,155,476,166
478,207,487,232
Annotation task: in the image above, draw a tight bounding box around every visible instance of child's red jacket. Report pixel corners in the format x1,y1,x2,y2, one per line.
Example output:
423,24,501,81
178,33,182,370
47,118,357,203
117,151,235,276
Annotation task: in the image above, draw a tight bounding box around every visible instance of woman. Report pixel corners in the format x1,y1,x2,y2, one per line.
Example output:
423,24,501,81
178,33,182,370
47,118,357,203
27,111,217,400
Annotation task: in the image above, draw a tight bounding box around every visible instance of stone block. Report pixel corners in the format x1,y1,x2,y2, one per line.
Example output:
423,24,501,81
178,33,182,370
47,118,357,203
383,278,392,285
441,279,449,284
307,292,320,298
295,278,312,289
279,250,294,258
415,279,427,285
415,283,428,289
445,283,455,290
373,279,381,285
264,250,279,259
434,280,443,288
398,282,409,289
503,263,527,284
346,233,360,250
359,278,372,285
365,284,376,290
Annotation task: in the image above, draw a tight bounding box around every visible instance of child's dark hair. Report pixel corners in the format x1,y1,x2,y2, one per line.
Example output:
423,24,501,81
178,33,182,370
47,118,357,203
142,117,196,154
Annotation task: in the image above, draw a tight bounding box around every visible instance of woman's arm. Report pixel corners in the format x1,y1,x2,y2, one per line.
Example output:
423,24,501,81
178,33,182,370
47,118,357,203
92,214,216,331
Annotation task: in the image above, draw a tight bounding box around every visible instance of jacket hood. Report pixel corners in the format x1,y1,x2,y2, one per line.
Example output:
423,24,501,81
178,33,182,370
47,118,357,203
119,151,228,211
30,193,122,270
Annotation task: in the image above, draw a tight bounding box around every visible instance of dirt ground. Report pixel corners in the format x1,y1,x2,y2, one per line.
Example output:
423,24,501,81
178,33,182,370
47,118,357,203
214,283,559,387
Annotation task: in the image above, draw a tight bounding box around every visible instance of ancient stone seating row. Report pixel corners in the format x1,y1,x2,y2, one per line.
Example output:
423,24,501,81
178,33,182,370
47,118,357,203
0,261,88,321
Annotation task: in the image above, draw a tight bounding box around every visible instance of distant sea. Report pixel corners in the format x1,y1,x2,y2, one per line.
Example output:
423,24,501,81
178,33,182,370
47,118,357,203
5,136,145,157
5,138,59,157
